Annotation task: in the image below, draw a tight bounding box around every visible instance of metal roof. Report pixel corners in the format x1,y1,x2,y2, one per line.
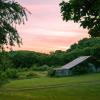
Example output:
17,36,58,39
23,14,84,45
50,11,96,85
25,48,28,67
58,56,91,70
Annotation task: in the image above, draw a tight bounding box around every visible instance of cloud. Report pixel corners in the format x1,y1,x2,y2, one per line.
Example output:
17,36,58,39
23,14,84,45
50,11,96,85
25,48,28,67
14,31,88,53
14,0,88,53
16,0,60,5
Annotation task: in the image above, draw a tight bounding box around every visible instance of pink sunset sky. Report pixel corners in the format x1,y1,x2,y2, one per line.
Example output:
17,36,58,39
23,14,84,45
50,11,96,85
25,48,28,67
14,0,89,53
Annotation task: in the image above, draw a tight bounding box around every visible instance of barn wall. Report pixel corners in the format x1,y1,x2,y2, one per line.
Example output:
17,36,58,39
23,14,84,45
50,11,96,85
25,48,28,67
97,67,100,72
55,69,70,76
88,63,97,72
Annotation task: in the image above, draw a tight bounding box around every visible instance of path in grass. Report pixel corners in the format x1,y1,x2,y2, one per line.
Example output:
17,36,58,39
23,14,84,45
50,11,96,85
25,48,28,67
0,73,100,100
2,73,100,89
0,79,100,92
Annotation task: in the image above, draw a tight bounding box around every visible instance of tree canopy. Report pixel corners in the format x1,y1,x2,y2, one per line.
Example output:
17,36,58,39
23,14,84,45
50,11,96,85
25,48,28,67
0,0,28,51
67,37,100,52
60,0,100,37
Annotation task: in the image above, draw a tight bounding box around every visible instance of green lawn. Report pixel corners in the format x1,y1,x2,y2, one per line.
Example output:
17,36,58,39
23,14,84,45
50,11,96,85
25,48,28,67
0,73,100,100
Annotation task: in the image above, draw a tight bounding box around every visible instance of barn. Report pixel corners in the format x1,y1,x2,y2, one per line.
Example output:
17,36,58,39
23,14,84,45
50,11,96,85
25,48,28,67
54,56,100,77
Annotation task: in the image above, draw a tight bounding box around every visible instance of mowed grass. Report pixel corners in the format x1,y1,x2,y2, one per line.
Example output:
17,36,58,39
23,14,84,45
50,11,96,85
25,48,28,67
0,73,100,100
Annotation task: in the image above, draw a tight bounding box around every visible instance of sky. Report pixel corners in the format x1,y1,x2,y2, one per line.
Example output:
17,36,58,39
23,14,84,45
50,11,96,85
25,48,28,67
14,0,89,53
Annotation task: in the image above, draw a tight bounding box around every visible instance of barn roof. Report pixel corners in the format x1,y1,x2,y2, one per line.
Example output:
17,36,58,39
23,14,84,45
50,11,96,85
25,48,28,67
57,56,91,70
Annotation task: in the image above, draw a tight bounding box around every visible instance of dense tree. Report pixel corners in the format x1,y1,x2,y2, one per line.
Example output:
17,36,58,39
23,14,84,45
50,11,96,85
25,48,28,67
0,0,29,51
48,50,69,66
9,51,38,68
8,51,49,68
67,37,100,52
60,0,100,37
0,38,99,72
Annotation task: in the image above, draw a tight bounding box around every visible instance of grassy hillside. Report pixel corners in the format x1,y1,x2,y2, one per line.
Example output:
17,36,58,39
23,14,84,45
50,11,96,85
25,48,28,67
0,73,100,100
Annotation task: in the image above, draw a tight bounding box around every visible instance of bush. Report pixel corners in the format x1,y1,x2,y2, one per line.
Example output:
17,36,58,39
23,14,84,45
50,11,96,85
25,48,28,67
26,71,39,78
0,71,8,87
48,68,55,77
5,68,19,79
31,65,49,71
0,54,14,71
18,71,39,79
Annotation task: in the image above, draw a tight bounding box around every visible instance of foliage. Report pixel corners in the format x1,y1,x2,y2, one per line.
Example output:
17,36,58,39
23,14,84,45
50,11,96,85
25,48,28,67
26,71,39,78
65,46,100,62
9,51,37,68
9,51,48,68
31,65,50,71
17,71,41,79
64,38,100,61
5,68,19,79
0,53,14,86
0,38,99,79
0,53,14,71
0,38,99,71
60,0,100,37
0,71,8,87
67,37,100,52
0,0,29,50
8,50,69,69
48,68,55,77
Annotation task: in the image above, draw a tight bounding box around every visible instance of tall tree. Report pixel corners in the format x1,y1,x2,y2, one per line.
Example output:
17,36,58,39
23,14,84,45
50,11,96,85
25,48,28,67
0,0,29,51
60,0,100,37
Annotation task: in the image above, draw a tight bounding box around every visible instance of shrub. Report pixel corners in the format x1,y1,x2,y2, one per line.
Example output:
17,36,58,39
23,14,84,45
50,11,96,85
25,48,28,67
18,71,39,79
26,71,39,78
31,65,49,71
0,71,8,87
48,68,55,77
5,68,19,79
0,54,14,71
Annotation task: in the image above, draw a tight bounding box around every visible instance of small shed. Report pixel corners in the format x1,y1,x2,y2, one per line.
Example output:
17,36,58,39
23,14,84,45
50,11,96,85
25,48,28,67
54,56,100,77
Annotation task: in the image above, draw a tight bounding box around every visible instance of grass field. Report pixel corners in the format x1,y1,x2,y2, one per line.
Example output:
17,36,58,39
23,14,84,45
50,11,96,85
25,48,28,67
0,73,100,100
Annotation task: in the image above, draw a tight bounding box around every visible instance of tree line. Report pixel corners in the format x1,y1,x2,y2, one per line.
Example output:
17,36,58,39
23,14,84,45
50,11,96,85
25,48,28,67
0,37,100,70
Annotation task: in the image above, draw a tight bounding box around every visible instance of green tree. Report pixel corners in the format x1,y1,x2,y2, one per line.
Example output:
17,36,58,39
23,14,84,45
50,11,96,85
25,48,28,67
0,0,29,86
0,0,29,51
67,37,100,52
60,0,100,37
0,53,14,71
